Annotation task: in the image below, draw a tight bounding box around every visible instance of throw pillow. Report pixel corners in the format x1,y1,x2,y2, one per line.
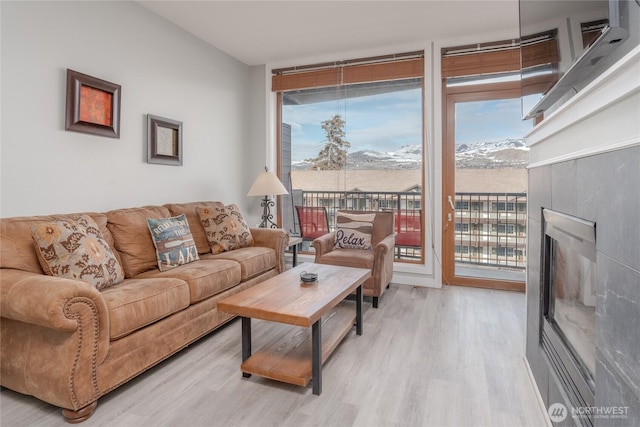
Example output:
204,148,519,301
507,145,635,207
333,212,376,250
146,214,199,271
31,215,125,290
197,204,254,254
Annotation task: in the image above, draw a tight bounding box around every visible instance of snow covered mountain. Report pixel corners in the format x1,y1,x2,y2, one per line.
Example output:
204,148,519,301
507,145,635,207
455,138,528,168
291,139,528,170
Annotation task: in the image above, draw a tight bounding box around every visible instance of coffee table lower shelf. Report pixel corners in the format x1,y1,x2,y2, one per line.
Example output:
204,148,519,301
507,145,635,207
240,301,356,387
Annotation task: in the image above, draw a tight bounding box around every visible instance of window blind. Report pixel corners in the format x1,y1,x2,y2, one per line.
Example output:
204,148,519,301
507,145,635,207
272,51,424,92
442,33,559,79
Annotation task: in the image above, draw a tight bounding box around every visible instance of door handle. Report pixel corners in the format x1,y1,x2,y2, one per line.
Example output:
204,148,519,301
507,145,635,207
448,195,455,210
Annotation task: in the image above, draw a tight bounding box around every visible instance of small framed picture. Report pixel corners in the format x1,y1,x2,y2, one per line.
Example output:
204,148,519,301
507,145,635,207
147,114,183,166
65,69,121,138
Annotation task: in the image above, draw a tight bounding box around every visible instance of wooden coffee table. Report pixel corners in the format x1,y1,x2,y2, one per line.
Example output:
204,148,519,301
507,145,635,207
217,263,371,395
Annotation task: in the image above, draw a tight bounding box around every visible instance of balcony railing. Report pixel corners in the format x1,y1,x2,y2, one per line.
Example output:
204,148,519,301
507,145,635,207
454,192,527,270
296,190,527,268
297,190,422,261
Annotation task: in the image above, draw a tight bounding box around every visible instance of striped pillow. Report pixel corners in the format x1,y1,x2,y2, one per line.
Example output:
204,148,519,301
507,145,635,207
333,212,376,250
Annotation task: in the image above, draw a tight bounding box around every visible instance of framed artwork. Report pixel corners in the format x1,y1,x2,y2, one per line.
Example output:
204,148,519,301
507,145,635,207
65,69,121,138
147,114,183,166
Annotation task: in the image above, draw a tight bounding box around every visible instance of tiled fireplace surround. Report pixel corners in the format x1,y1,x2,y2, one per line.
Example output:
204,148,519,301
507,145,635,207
525,48,640,426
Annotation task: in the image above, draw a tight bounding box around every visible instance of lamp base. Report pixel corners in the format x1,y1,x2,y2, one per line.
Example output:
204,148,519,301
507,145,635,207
259,196,278,228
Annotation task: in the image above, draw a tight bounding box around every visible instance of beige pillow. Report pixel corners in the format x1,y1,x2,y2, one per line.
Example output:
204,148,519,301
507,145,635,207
31,215,125,290
333,212,376,250
197,204,254,254
147,214,199,271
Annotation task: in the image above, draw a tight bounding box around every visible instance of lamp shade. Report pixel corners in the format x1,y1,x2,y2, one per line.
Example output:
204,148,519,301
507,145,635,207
247,171,289,197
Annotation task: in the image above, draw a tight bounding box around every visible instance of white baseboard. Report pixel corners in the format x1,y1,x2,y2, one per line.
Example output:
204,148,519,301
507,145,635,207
523,356,553,427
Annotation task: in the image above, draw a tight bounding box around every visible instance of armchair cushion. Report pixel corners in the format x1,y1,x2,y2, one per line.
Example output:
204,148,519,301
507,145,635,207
316,248,374,270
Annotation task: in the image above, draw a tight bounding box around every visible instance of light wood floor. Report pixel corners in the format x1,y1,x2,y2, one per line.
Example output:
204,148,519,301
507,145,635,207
0,284,550,427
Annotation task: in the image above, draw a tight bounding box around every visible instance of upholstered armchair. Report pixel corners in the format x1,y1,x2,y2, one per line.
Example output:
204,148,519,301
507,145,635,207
312,210,395,308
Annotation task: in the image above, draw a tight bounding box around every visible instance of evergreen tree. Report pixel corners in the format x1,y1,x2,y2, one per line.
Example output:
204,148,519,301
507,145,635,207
308,114,350,170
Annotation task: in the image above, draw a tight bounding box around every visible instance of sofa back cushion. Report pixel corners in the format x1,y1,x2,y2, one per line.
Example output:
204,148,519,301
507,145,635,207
165,201,225,254
1,213,115,274
107,205,171,277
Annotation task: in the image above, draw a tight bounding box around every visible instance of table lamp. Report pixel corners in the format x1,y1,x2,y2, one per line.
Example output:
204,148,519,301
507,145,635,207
247,166,289,228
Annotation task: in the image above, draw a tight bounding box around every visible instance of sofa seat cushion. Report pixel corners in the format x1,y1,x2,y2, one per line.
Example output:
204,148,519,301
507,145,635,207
203,246,275,281
101,278,190,340
135,259,241,304
316,248,374,270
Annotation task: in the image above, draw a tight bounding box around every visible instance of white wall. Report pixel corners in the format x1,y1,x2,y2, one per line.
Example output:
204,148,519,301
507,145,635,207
0,1,252,218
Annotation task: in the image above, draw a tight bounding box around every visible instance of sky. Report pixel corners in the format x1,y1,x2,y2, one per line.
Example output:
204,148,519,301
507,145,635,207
283,89,422,162
455,98,534,145
283,88,533,162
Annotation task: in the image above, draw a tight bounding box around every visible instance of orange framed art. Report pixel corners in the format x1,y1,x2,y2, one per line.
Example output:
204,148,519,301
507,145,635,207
65,69,121,138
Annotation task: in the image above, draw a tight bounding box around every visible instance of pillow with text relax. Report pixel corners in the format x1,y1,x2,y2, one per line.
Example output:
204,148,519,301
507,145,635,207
333,211,375,250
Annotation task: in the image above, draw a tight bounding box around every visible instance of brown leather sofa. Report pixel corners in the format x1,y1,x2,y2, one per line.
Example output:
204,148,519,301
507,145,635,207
312,210,395,308
0,201,288,423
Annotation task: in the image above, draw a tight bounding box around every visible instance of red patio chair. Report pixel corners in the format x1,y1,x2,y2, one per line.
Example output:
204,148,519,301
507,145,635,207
295,206,330,242
395,210,422,255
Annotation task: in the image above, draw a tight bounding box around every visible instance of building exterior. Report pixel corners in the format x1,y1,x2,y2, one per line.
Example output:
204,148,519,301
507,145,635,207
290,168,527,268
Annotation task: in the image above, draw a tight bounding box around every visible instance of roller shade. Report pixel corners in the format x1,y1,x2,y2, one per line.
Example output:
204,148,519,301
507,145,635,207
272,52,424,92
521,39,560,69
442,33,558,79
442,48,521,79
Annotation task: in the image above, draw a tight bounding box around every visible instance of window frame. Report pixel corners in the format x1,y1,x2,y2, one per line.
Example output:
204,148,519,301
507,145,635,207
274,52,426,264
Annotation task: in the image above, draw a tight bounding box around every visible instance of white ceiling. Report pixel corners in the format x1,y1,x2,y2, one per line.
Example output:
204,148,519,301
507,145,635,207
138,1,520,66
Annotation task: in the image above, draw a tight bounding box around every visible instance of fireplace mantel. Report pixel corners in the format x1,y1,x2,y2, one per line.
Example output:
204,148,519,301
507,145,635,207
526,45,640,168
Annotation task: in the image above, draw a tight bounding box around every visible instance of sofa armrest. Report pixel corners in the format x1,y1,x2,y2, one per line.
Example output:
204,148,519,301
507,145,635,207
1,269,108,332
374,233,395,258
250,228,289,273
1,269,110,410
312,232,336,260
